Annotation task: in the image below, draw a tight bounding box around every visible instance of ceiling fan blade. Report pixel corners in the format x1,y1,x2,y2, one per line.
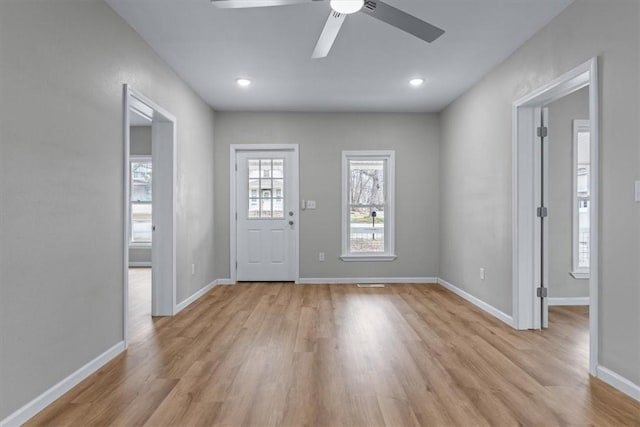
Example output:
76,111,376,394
211,0,320,8
312,11,346,59
360,0,444,43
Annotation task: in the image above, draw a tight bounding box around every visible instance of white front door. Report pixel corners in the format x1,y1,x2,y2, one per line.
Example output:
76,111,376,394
235,149,298,281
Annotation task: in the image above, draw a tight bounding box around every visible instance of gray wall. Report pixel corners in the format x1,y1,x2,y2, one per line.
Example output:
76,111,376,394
547,87,589,298
129,125,152,265
0,0,216,419
440,0,639,384
214,112,440,280
130,125,152,156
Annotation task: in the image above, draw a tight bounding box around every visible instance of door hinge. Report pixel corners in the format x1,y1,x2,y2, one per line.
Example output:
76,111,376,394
537,126,548,138
537,287,548,298
235,261,238,269
537,206,548,218
235,163,237,171
235,212,237,220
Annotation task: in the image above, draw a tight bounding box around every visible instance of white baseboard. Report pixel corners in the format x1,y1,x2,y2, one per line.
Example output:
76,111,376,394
437,278,515,328
596,365,640,401
215,278,235,286
174,280,218,314
548,297,590,306
128,262,151,267
0,341,125,427
297,277,438,285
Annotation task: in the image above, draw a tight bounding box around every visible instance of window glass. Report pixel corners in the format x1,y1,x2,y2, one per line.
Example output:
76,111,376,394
247,158,285,219
130,159,152,244
348,159,386,253
573,121,590,275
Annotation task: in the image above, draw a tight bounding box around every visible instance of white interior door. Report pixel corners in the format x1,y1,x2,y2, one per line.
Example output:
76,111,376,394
151,120,175,315
236,150,298,281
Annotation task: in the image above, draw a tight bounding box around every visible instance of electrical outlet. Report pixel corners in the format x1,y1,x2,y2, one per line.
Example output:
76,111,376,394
191,264,195,275
480,268,485,280
319,252,325,262
307,200,316,209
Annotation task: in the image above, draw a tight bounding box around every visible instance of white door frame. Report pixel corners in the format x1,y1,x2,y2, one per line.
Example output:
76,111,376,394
123,84,177,348
230,144,300,283
511,57,599,375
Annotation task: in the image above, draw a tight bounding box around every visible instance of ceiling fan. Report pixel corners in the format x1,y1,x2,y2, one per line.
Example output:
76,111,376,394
210,0,445,59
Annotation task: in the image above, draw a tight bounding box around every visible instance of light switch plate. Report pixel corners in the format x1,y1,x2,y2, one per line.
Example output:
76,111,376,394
307,200,316,209
636,181,640,202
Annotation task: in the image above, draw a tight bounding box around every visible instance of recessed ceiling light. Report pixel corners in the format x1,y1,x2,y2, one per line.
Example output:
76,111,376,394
330,0,364,15
409,78,425,87
236,78,252,87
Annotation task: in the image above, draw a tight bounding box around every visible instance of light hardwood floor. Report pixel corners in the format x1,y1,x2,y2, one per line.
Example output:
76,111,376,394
27,276,639,426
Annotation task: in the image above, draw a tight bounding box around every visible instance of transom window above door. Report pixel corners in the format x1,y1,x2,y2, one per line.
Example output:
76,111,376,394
248,158,285,219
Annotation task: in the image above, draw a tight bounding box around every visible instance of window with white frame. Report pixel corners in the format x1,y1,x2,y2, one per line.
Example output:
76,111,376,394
572,120,590,279
341,151,396,261
130,157,152,244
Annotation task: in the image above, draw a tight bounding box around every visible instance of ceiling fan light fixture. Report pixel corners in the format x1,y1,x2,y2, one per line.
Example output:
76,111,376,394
409,78,425,87
235,78,252,87
330,0,364,15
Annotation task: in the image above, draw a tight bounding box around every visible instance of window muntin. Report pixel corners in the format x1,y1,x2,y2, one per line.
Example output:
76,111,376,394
342,151,395,260
572,121,590,276
247,158,285,219
130,158,152,244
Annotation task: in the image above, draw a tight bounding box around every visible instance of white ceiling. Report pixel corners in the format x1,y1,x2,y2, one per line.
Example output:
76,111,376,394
106,0,573,112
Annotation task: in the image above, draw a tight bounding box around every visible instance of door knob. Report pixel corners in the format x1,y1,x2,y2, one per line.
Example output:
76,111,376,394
289,220,294,226
289,211,294,216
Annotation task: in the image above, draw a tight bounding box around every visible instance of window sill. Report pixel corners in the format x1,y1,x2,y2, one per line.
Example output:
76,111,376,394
340,254,397,262
129,243,152,248
569,271,590,280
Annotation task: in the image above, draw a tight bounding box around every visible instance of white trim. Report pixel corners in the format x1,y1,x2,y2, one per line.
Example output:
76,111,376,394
0,342,125,427
548,297,590,306
174,280,218,314
297,277,437,284
123,85,178,349
230,144,300,284
438,278,515,328
339,255,397,262
128,261,152,268
511,57,599,375
216,278,236,285
569,271,589,280
341,150,396,260
129,242,152,248
596,366,640,401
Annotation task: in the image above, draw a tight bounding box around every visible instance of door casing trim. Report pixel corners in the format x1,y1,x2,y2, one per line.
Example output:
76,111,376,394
511,57,598,375
229,144,300,283
123,84,178,349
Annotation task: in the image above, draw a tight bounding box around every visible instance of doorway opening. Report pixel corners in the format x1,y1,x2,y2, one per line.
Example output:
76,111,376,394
230,144,299,283
123,85,177,347
512,57,599,375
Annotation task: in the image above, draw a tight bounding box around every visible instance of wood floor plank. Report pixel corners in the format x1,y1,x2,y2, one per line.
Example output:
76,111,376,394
24,273,640,426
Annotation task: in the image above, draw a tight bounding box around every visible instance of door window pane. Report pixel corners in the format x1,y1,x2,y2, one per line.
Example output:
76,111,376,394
248,160,260,178
273,199,284,219
247,158,285,219
273,159,284,178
